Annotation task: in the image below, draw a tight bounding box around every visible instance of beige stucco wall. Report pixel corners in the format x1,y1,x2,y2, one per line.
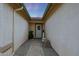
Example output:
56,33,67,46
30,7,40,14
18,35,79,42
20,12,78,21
29,23,35,38
0,4,28,56
45,3,79,56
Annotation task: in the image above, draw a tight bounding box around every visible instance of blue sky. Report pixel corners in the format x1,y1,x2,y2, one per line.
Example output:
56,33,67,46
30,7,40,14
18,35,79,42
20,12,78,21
24,3,48,18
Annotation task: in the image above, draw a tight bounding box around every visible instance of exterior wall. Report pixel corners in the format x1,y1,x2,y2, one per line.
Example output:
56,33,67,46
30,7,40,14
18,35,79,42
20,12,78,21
0,4,28,55
29,23,35,38
14,11,28,52
45,4,79,56
0,4,13,56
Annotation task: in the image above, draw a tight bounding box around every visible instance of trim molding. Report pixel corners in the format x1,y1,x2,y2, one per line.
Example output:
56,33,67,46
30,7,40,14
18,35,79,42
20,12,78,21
0,42,13,53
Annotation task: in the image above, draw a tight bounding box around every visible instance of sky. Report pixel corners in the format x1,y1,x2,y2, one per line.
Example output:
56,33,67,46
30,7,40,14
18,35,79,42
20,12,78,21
24,3,48,18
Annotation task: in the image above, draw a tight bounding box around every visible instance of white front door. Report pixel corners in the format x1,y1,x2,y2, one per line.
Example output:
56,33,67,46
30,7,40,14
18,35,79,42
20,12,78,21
35,24,42,39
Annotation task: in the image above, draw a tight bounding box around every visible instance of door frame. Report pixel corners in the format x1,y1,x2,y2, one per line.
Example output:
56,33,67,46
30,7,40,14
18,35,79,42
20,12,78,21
35,23,43,39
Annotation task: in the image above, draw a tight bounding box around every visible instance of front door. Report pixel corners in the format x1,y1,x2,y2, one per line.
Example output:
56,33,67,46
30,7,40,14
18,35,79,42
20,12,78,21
35,24,42,39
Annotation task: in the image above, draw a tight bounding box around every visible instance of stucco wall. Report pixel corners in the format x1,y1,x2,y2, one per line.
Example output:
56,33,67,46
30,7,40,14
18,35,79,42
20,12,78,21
14,11,28,52
45,4,79,56
0,4,28,56
29,23,35,38
0,4,13,56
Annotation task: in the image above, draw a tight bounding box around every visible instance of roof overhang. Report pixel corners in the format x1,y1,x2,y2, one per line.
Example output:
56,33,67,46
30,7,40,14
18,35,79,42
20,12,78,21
8,3,62,23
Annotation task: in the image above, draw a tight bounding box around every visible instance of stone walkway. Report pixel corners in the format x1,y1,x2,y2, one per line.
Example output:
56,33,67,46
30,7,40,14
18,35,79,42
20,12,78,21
14,39,58,56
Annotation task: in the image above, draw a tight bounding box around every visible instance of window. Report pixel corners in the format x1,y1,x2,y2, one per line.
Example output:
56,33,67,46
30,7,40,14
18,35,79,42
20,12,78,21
37,26,40,30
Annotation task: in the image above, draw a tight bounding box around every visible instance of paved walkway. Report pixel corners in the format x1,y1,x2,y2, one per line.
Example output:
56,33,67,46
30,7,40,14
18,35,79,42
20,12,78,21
14,39,58,56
